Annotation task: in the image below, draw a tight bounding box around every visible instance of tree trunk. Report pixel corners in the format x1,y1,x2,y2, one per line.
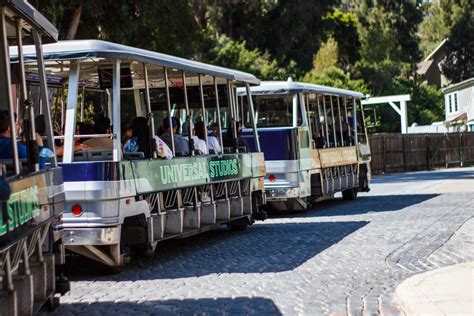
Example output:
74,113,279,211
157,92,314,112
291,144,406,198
66,5,82,40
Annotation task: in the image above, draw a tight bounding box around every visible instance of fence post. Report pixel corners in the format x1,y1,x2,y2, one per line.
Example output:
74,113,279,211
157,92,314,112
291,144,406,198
382,135,387,174
460,132,464,167
402,134,407,171
426,135,430,171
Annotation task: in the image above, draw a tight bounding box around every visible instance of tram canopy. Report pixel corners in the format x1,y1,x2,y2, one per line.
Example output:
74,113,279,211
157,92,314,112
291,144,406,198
237,79,365,99
10,39,260,85
3,0,58,43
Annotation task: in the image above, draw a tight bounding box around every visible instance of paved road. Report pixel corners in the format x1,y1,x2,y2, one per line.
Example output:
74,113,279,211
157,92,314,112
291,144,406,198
49,168,474,315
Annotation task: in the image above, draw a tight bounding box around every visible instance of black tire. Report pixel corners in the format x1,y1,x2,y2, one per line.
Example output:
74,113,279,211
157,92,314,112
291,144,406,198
342,188,358,201
228,217,249,231
55,277,70,295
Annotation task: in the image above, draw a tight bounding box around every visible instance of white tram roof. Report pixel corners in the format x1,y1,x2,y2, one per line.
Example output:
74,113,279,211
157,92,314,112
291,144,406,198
4,0,58,43
12,39,260,85
237,79,365,98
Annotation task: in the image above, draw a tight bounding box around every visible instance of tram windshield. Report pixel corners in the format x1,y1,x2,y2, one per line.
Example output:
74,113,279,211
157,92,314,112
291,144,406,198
242,94,302,128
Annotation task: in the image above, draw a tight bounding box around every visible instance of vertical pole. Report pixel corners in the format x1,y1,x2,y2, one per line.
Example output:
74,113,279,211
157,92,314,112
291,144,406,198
112,60,122,162
344,97,352,141
213,76,224,150
245,83,260,152
33,30,58,167
329,96,337,147
400,100,407,134
143,63,155,133
353,99,358,146
63,62,80,163
181,71,194,155
163,66,175,154
80,85,85,122
322,96,329,144
18,19,39,172
143,63,156,157
227,80,238,152
198,74,209,153
337,97,344,146
0,9,19,174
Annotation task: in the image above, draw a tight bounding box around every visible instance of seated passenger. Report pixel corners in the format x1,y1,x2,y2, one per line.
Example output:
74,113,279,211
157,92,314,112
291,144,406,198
182,121,208,155
195,121,221,154
124,117,172,159
83,117,113,150
160,117,189,156
223,121,246,149
0,110,28,160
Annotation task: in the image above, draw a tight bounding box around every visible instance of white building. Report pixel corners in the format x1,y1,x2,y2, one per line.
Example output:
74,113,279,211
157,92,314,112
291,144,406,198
443,77,474,132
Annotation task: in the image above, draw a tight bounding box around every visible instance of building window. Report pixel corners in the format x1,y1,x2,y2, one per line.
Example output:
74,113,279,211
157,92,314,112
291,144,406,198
448,95,452,113
454,93,458,112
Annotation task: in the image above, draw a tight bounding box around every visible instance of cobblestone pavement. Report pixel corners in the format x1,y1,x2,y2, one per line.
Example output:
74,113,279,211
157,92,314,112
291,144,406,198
49,168,474,315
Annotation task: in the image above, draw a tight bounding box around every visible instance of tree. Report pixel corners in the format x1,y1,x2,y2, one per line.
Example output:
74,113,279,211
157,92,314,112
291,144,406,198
311,38,339,74
302,66,369,94
441,7,474,82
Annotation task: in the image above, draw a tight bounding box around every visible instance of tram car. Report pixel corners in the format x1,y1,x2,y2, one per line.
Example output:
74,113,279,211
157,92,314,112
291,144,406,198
13,40,267,269
0,0,68,314
238,79,371,211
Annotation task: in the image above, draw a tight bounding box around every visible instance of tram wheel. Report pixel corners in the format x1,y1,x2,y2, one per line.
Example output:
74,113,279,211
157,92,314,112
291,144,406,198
55,276,70,295
342,188,358,201
228,217,249,231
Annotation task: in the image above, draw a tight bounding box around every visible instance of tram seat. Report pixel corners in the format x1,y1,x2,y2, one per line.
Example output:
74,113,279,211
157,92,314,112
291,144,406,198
194,149,204,156
209,149,216,155
86,150,113,161
0,158,29,175
123,152,145,160
223,147,233,154
238,146,248,153
73,151,88,161
175,151,188,157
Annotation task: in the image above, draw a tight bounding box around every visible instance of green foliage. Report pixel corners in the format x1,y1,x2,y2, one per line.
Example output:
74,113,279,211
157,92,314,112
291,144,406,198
209,35,297,81
355,60,406,95
323,9,360,67
442,8,474,82
311,38,339,74
302,66,369,95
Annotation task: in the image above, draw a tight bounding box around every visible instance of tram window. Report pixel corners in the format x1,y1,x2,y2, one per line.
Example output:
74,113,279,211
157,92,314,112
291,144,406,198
243,95,302,128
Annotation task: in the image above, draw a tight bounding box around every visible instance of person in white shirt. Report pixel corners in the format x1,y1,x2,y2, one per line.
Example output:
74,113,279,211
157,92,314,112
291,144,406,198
195,121,221,154
181,121,208,155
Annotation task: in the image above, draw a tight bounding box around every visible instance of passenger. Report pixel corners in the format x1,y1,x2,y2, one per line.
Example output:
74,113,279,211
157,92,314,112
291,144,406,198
223,121,246,149
160,117,189,156
121,121,133,145
195,121,221,154
123,117,172,159
314,130,326,149
83,117,113,150
0,110,29,159
182,121,208,155
35,115,88,156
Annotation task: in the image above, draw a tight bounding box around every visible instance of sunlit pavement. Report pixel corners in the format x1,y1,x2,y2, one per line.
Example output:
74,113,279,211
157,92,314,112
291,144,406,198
47,167,474,315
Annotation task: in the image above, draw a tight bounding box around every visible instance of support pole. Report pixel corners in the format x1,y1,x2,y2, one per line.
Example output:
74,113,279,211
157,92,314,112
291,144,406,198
112,59,122,161
163,67,175,154
182,71,194,155
63,61,80,163
213,77,224,151
198,74,209,154
246,83,260,152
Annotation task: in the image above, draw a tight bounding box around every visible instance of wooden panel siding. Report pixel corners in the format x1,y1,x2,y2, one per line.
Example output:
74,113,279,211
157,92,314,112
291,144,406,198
368,133,474,174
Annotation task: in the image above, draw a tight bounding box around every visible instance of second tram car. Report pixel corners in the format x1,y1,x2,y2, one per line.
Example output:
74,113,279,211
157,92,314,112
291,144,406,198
14,40,267,269
238,78,371,211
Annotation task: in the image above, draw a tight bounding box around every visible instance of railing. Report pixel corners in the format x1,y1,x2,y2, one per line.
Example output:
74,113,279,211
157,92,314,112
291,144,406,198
369,133,474,174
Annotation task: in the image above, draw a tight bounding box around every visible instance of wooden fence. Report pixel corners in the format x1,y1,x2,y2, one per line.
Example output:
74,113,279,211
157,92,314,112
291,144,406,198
368,133,474,174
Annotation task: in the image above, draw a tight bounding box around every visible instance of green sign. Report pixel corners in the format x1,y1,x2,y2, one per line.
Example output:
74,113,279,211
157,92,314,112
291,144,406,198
0,186,41,236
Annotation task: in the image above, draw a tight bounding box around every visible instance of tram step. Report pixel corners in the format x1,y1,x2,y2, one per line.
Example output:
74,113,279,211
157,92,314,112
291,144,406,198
165,209,184,234
12,274,33,315
151,213,165,240
201,203,216,225
216,199,230,221
183,205,200,229
230,196,243,217
0,290,17,315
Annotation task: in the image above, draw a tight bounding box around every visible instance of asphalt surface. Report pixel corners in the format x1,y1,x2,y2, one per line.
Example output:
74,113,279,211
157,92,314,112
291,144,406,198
46,167,474,315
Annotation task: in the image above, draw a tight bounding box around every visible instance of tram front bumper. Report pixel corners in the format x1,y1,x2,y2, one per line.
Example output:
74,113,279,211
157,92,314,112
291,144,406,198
62,226,121,246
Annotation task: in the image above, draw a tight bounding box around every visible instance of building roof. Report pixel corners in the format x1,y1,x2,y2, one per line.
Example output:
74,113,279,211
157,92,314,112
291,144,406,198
423,39,447,62
236,79,365,98
442,77,474,94
416,59,434,75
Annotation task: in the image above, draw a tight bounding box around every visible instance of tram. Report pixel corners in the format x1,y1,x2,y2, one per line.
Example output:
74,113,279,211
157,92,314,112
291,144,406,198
0,0,68,314
14,40,267,269
238,79,371,211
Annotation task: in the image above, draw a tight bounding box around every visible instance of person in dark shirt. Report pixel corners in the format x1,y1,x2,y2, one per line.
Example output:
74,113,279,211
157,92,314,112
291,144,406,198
160,117,189,156
0,110,29,160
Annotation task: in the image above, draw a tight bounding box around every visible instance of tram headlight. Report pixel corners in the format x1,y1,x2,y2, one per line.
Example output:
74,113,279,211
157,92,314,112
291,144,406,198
71,204,83,217
268,175,276,183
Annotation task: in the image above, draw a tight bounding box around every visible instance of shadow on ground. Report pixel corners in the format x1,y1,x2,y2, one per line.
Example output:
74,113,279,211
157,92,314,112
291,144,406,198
370,168,474,184
44,297,282,315
64,220,368,281
269,194,439,218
